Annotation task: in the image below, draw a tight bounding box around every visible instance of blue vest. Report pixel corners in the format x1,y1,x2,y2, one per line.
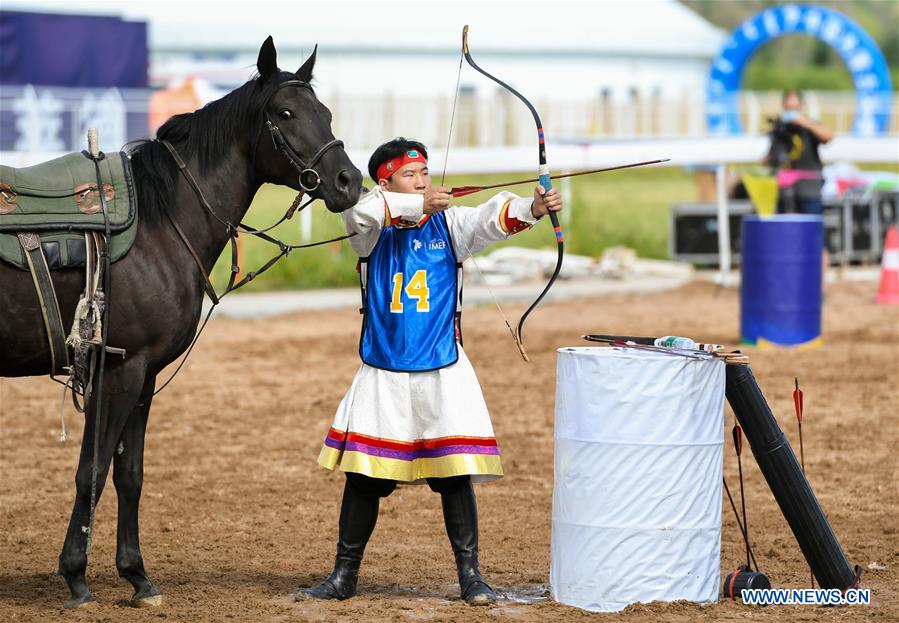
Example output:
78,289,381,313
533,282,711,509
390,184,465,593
359,212,463,372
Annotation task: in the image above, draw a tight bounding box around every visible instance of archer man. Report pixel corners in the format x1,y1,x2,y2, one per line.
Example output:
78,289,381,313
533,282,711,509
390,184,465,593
298,137,562,605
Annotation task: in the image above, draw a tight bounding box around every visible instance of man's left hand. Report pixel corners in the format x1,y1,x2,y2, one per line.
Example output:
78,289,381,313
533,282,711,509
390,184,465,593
532,185,563,219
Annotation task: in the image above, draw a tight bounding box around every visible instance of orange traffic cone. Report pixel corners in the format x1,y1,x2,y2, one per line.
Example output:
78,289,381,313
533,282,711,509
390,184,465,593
875,225,899,304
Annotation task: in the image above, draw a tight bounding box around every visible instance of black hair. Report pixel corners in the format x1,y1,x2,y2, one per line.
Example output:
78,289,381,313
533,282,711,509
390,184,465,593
367,137,428,181
129,70,299,225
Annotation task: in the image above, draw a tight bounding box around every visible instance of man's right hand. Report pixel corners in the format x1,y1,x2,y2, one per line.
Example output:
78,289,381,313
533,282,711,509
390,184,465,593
423,186,450,214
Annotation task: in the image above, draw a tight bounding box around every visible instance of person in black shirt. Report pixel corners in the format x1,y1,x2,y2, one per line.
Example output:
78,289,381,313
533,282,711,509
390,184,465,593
765,89,834,283
766,89,834,214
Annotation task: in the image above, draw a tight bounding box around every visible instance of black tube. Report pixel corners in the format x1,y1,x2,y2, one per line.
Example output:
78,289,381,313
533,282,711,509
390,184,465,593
725,364,859,590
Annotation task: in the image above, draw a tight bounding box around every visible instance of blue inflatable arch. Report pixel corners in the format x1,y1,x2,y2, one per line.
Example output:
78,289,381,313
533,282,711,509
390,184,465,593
706,4,893,136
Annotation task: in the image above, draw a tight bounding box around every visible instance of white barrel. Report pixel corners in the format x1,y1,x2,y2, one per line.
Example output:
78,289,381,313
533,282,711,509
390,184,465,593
551,347,726,612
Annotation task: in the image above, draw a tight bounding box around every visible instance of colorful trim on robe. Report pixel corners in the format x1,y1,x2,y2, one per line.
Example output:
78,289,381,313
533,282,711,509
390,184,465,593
317,428,503,482
498,199,532,234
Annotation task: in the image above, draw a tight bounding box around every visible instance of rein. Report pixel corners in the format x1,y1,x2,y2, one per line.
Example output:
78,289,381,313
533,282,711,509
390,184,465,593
152,120,354,395
253,79,345,193
159,139,353,302
264,121,344,193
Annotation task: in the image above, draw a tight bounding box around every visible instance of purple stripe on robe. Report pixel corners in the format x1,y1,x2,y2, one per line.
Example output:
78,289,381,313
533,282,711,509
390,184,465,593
326,438,500,462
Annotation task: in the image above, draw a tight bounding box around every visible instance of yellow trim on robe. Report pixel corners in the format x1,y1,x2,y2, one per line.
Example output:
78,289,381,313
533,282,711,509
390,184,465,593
318,445,503,482
497,199,514,234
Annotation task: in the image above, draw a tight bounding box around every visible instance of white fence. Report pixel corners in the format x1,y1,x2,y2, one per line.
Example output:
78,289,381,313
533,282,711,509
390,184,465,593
2,84,897,155
3,82,895,285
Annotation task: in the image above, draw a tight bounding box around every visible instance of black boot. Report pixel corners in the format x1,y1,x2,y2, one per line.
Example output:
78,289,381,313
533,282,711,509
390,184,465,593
298,475,392,600
435,477,497,606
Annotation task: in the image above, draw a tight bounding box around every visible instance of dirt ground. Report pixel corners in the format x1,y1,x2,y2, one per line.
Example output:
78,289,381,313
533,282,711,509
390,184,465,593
1,279,897,622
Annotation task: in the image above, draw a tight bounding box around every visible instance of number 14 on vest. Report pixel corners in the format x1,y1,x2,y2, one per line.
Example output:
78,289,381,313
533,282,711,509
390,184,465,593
391,270,430,313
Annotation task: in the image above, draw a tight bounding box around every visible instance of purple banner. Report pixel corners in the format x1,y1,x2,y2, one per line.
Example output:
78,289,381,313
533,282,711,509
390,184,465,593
0,10,148,88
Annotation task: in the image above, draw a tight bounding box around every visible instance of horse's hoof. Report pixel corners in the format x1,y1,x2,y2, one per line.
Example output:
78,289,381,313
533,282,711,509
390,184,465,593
64,594,96,609
130,588,163,608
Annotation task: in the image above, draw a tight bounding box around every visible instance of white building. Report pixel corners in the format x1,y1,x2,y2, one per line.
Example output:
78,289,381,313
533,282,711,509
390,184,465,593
5,0,727,145
143,1,725,95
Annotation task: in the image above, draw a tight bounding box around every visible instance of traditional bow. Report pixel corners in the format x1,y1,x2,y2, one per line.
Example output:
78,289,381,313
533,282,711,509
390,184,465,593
454,25,562,361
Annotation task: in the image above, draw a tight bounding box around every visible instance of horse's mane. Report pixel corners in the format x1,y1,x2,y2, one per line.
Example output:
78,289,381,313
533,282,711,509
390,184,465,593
129,71,299,226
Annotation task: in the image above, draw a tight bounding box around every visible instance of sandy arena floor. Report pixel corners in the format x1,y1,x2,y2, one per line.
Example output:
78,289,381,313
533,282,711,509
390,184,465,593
1,279,897,622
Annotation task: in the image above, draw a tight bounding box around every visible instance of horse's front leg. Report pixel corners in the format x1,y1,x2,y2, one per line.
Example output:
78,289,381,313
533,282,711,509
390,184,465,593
113,377,162,607
57,358,147,608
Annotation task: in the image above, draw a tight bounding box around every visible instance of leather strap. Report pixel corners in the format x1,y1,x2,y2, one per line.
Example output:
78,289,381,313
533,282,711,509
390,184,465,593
17,231,70,376
158,139,353,304
160,140,230,228
162,209,220,305
149,136,354,399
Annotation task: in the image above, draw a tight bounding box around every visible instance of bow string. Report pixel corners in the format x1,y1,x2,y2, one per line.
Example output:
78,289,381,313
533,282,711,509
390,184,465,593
444,24,564,361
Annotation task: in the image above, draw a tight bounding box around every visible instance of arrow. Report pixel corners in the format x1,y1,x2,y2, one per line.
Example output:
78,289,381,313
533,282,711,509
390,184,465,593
794,377,814,588
723,476,760,573
448,158,671,197
733,424,752,570
793,379,805,473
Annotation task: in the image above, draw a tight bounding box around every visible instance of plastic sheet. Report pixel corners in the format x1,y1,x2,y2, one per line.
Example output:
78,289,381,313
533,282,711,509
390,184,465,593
551,347,725,612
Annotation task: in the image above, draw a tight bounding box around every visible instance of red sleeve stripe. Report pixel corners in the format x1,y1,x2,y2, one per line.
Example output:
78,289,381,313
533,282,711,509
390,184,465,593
500,199,531,235
326,427,497,451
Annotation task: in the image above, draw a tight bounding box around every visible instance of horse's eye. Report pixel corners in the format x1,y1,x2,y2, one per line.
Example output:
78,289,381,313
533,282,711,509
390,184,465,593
279,109,293,120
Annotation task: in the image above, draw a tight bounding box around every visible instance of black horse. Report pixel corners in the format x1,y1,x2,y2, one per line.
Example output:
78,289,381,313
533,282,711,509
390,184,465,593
0,37,361,608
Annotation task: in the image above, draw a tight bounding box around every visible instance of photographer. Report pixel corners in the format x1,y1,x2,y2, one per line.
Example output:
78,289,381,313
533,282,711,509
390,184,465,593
765,89,833,214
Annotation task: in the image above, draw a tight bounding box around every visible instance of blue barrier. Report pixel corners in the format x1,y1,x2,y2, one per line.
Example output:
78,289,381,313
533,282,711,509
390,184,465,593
741,215,824,347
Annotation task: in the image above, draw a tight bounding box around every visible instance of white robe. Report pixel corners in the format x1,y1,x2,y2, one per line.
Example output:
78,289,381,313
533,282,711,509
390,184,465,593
317,187,538,483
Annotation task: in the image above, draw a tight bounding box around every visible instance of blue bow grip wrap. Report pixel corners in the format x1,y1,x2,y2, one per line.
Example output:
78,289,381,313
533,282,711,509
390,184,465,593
539,173,552,192
537,168,562,241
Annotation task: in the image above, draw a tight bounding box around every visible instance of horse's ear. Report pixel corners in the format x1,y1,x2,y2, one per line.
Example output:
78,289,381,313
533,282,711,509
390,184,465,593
257,36,278,81
296,44,317,83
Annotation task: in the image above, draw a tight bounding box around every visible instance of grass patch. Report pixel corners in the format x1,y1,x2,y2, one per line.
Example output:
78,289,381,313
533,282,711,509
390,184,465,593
212,161,895,292
212,167,696,291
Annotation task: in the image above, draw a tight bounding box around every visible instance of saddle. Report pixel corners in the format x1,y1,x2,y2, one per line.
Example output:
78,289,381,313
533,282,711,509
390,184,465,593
0,150,138,269
0,148,136,382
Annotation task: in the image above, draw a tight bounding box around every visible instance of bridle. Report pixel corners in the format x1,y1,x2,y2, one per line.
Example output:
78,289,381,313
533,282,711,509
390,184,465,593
254,79,345,194
153,77,355,396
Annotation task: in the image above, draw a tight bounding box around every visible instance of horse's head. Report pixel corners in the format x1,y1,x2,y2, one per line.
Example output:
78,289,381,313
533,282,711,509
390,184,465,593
253,37,361,213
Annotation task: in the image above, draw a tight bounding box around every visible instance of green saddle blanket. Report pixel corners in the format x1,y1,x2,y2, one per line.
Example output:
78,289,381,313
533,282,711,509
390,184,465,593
0,151,138,270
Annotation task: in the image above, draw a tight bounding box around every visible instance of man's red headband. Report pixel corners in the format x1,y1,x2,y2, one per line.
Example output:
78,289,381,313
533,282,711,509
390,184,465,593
376,149,427,182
